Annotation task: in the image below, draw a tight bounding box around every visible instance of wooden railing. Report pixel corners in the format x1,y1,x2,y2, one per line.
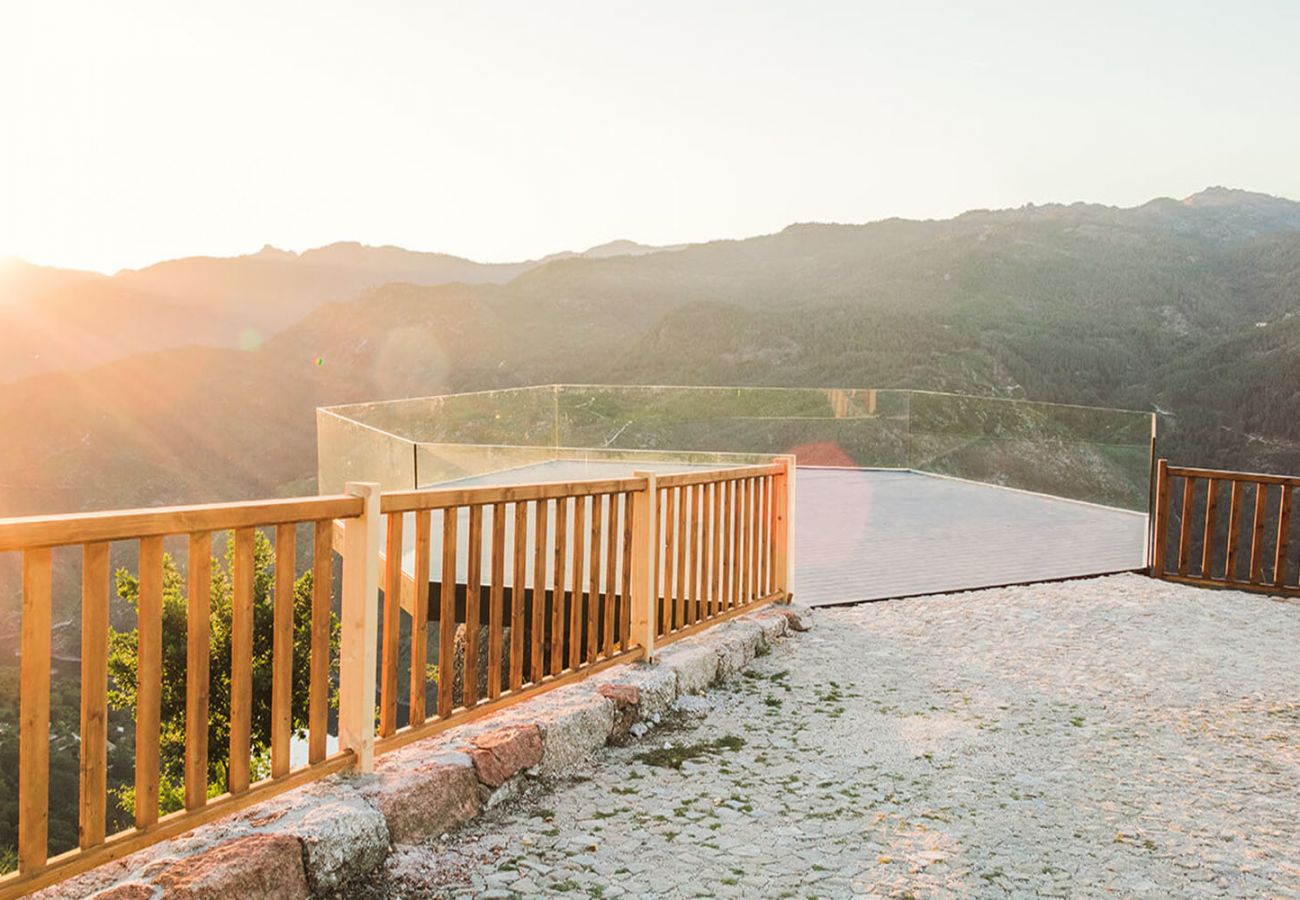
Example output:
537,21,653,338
0,460,794,896
1150,460,1298,597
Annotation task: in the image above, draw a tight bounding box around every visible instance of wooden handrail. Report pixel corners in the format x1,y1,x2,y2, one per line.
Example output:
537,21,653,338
0,495,364,551
656,463,783,488
379,476,648,513
1164,464,1300,489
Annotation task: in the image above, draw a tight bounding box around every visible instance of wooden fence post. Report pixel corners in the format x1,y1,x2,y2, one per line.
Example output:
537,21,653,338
775,454,796,601
631,472,657,661
340,482,381,773
1150,459,1169,578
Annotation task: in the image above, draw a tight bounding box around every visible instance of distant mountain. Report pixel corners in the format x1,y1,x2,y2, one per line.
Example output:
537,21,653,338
2,187,1300,521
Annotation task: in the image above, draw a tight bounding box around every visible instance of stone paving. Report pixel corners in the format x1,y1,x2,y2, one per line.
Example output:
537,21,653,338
361,574,1300,898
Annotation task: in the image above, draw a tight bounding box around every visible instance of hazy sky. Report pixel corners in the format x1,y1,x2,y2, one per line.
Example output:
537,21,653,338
3,1,1298,273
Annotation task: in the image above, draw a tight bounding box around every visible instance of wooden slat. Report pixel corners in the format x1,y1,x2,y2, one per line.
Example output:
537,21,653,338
409,510,431,726
1176,476,1196,577
309,521,331,765
439,507,458,717
380,514,403,737
603,492,618,656
620,493,634,651
749,477,761,602
1274,486,1293,588
722,480,735,610
464,506,483,707
711,480,722,617
488,503,506,701
531,499,548,684
1199,479,1219,579
1151,460,1170,576
380,477,649,514
229,528,254,794
19,548,52,874
700,482,713,621
80,543,110,846
763,475,773,595
510,501,527,691
674,487,687,630
551,498,568,673
1250,483,1270,583
569,496,586,670
1225,479,1243,582
271,523,295,779
588,495,603,659
684,485,698,626
0,495,363,552
742,478,754,603
135,536,163,826
1166,465,1300,489
660,488,675,636
184,534,212,810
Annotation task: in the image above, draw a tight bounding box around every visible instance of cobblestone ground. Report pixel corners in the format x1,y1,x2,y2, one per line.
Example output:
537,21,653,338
364,574,1300,898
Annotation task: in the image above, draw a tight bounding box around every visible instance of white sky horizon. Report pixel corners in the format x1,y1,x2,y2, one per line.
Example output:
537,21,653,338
3,0,1299,274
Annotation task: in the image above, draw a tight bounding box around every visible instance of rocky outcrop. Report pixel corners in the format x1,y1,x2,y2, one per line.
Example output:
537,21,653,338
153,834,308,899
468,724,544,787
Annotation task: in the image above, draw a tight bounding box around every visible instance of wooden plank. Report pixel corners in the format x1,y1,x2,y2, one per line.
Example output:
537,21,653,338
409,510,431,726
711,480,723,616
135,536,164,827
309,521,332,765
488,503,506,701
337,481,380,775
1176,476,1196,577
380,477,649,514
439,507,458,716
271,523,295,779
569,496,586,670
1250,483,1270,583
749,477,761,602
1165,465,1300,489
660,488,675,636
1151,459,1170,577
674,487,687,630
184,534,212,810
510,502,528,691
229,528,254,794
1159,571,1300,599
588,495,603,659
1274,486,1293,588
657,464,783,488
19,549,52,874
1199,479,1219,580
684,485,698,626
1224,479,1243,582
531,499,549,684
551,498,568,674
380,513,403,737
655,589,785,649
740,478,752,603
620,493,634,652
603,492,618,656
464,506,483,707
1,751,357,899
700,482,713,620
763,475,774,595
722,480,734,610
0,495,363,552
80,543,110,846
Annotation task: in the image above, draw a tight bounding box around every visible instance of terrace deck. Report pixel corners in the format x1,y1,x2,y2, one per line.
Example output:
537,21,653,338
416,461,1148,607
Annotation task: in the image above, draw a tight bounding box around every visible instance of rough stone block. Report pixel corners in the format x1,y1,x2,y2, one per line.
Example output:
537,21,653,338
531,690,616,775
783,602,815,632
364,753,482,844
153,834,308,900
658,643,719,694
469,724,544,787
267,780,389,894
752,608,789,644
709,621,762,679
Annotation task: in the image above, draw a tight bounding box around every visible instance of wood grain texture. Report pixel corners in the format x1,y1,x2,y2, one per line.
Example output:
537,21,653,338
1176,476,1195,577
1274,486,1292,588
569,496,586,670
551,498,568,674
229,528,254,795
1151,460,1170,576
271,523,295,778
184,533,212,810
465,505,483,706
80,543,110,846
409,510,431,726
1250,483,1269,583
1224,478,1243,582
135,536,164,826
380,513,403,737
532,499,549,683
511,501,528,691
309,520,332,765
588,495,603,660
620,493,634,651
19,549,52,874
439,507,459,716
489,503,506,701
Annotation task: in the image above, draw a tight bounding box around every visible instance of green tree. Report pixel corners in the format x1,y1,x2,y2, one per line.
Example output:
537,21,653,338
107,531,338,815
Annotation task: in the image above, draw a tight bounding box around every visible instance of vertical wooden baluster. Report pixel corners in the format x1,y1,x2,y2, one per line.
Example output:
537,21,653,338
229,528,254,794
588,495,603,660
1199,479,1219,580
712,480,723,616
1224,479,1243,582
763,475,774,594
1176,476,1196,577
184,534,211,808
620,493,635,651
440,506,458,716
724,480,736,609
1151,460,1170,577
136,536,163,824
19,548,52,875
380,514,403,737
685,484,698,626
409,510,431,726
489,503,506,701
1274,486,1293,588
604,492,618,656
570,496,586,670
674,487,687,630
532,499,549,683
1250,482,1269,584
552,498,569,672
700,482,713,621
743,478,755,603
309,520,331,764
271,523,295,778
511,501,528,690
81,542,110,845
749,477,761,600
465,506,483,706
660,488,675,636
